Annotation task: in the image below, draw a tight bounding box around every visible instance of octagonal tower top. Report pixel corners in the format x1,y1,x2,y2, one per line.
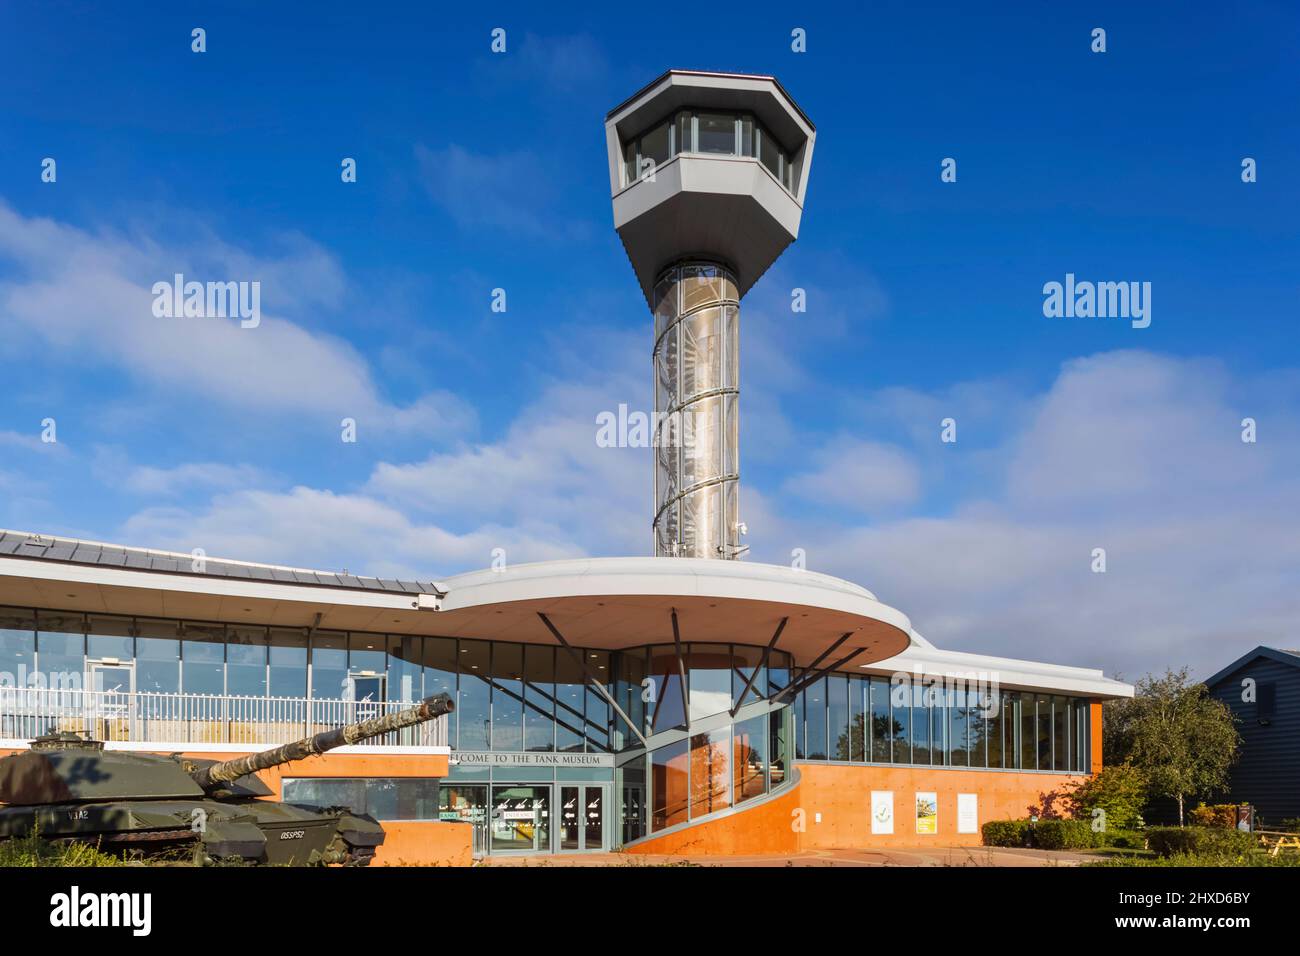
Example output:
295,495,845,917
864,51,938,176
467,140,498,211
605,70,816,307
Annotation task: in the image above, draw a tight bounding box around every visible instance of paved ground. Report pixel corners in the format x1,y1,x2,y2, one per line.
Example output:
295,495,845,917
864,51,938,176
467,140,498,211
479,846,1099,867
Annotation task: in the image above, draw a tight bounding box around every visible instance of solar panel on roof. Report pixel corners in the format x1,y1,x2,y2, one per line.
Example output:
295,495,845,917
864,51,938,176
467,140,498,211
0,530,439,596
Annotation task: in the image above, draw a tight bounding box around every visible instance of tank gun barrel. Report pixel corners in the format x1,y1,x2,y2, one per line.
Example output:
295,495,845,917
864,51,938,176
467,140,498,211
190,693,454,791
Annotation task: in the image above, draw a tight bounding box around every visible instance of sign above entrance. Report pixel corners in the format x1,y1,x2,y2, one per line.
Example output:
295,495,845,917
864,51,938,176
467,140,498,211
453,751,614,769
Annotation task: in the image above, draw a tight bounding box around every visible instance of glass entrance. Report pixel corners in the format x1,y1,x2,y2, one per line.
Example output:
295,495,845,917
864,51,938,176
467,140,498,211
558,784,608,852
346,673,385,720
490,785,550,853
87,661,134,694
440,784,488,856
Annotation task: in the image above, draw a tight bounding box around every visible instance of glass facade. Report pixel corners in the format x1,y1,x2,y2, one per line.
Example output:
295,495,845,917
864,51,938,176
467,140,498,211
621,108,798,193
0,603,1095,850
792,674,1092,773
281,777,441,821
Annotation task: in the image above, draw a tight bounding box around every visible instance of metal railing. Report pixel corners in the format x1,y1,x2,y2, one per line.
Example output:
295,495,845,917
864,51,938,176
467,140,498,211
0,687,448,748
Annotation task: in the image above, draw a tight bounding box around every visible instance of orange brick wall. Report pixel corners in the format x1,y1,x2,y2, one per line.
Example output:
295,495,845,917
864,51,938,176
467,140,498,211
630,762,1092,855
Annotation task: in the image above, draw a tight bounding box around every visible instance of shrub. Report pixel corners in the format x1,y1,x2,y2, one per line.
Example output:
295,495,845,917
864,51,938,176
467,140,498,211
1189,804,1237,829
1066,763,1148,831
982,820,1032,848
1097,829,1143,849
1032,819,1098,850
1145,826,1258,859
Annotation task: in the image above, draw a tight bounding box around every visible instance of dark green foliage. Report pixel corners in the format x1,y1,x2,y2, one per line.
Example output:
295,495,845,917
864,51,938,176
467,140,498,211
1144,826,1257,858
1031,819,1098,850
982,820,1032,847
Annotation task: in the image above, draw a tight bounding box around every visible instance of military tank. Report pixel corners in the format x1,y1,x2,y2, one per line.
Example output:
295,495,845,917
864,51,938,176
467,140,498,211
0,692,454,866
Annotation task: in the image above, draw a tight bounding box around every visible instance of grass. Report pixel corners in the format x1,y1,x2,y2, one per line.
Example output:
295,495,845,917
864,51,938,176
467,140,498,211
1088,849,1300,867
0,832,126,867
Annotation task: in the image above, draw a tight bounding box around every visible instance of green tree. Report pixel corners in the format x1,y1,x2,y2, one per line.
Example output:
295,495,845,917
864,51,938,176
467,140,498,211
1103,668,1239,826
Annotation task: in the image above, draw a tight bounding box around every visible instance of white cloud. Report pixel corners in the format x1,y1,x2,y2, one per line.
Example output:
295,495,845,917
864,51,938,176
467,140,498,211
750,351,1300,679
122,486,586,580
784,438,920,512
0,202,474,436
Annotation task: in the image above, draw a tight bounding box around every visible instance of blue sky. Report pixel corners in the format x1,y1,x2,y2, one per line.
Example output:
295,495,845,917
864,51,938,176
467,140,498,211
1,1,1297,678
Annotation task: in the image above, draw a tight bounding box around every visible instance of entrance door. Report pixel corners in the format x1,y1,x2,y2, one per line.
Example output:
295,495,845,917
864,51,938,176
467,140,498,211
558,784,608,852
346,673,385,721
440,784,488,856
86,661,135,741
490,785,550,853
88,661,134,695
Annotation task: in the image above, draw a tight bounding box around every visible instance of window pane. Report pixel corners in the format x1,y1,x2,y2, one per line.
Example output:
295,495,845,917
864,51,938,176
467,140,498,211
696,112,736,154
759,127,780,178
135,619,179,694
618,753,647,844
828,673,850,760
310,631,348,701
675,111,692,153
422,637,456,698
1076,699,1090,772
623,138,636,185
584,650,611,752
181,623,224,696
986,690,1003,768
769,706,790,788
849,676,866,761
385,635,422,702
1036,695,1052,770
1053,695,1069,771
37,611,84,689
734,713,767,803
0,608,35,688
647,645,686,733
457,640,491,750
944,687,966,767
803,675,827,760
268,628,307,699
768,650,791,698
1020,692,1038,770
348,632,385,674
555,647,586,753
910,681,931,765
640,120,670,169
523,644,554,753
732,644,766,706
613,648,647,747
86,615,132,661
651,739,689,831
891,678,911,763
869,677,892,762
689,727,731,818
687,643,731,721
1003,692,1019,769
490,642,523,752
226,625,267,697
739,115,755,156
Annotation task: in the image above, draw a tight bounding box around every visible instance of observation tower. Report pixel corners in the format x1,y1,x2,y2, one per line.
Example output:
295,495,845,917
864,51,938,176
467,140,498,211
604,70,816,559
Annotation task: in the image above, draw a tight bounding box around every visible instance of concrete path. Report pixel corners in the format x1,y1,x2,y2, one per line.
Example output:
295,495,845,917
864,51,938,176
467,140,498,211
479,846,1098,867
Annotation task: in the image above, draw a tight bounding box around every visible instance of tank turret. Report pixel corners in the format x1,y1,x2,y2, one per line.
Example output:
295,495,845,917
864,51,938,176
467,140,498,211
190,692,454,791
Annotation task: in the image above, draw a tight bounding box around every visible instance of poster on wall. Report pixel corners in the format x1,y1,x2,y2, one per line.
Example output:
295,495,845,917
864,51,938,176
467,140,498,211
915,792,938,835
870,791,894,834
957,793,979,834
